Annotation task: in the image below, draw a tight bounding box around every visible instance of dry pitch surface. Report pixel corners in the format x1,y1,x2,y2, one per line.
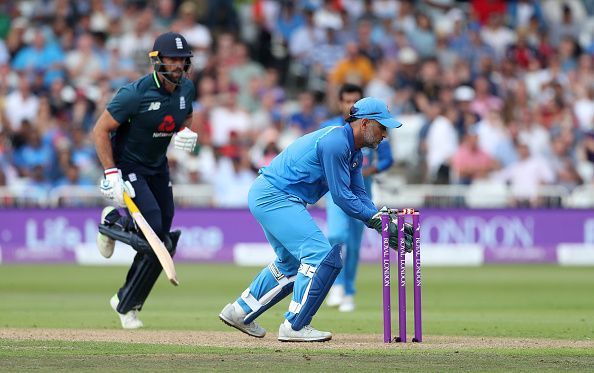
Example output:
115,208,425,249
2,328,592,350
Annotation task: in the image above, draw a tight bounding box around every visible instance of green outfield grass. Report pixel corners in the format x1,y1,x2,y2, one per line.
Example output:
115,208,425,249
1,264,594,371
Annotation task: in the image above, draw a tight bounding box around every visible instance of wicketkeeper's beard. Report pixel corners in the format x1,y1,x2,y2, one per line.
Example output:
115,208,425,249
363,127,380,149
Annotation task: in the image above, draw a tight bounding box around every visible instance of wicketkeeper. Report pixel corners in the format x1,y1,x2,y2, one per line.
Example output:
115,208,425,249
93,32,198,329
219,97,411,342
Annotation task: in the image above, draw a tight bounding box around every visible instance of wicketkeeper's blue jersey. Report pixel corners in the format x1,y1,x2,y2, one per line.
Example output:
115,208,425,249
260,124,377,222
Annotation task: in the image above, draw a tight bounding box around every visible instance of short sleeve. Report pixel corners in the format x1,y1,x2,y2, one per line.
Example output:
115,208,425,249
106,85,139,125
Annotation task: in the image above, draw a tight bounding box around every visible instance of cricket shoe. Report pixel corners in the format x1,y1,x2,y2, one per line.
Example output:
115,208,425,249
338,295,355,312
97,206,116,258
219,302,266,338
278,320,332,342
325,285,344,307
110,294,143,329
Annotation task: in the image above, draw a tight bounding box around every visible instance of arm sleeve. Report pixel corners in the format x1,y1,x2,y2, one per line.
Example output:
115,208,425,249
376,140,394,173
318,135,377,222
106,85,139,125
350,163,376,212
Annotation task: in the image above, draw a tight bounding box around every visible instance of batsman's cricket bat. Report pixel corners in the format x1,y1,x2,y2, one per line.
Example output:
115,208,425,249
123,192,179,286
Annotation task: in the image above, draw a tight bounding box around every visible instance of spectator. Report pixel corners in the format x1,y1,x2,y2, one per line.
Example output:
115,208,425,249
173,1,212,71
365,60,396,111
492,142,555,207
12,127,53,179
356,19,383,65
407,12,436,58
209,87,251,148
3,75,39,133
286,91,325,135
573,85,594,132
480,13,517,61
229,42,264,111
289,8,325,77
118,8,154,70
329,41,375,87
11,28,65,86
492,120,521,167
65,33,104,89
212,146,256,207
154,0,176,29
549,135,582,191
309,27,345,75
276,1,304,43
459,29,496,75
452,85,480,138
423,104,459,183
546,2,583,46
451,126,498,184
507,0,545,30
471,75,503,118
517,108,551,158
55,162,94,187
314,0,343,30
476,109,508,157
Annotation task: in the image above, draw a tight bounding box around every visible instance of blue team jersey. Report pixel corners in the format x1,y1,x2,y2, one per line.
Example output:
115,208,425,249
107,72,195,169
261,125,377,222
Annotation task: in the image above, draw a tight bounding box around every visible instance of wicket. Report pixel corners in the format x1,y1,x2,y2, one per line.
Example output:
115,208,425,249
381,208,422,343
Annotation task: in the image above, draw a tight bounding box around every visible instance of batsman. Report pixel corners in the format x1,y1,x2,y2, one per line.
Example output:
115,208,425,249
219,97,413,342
92,32,198,329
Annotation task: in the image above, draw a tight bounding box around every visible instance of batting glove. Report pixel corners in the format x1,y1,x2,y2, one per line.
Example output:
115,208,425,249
174,127,198,152
100,168,136,207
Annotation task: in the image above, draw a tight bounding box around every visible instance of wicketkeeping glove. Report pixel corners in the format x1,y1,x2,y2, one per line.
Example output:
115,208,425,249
99,168,136,207
367,207,413,253
174,127,198,152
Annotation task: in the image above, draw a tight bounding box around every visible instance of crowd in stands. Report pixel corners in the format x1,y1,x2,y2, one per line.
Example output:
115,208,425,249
1,0,594,207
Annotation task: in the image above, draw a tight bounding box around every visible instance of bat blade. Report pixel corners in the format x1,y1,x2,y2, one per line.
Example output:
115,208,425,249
124,193,179,286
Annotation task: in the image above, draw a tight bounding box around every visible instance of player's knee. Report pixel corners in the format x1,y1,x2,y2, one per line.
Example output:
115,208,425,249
276,258,299,277
301,244,340,269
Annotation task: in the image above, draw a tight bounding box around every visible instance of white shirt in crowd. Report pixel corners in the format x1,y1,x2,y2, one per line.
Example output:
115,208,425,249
492,155,555,201
4,90,39,131
476,117,508,157
425,115,458,179
209,106,251,147
213,158,256,207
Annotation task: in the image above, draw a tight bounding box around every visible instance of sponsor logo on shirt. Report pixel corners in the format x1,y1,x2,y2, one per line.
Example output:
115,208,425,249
154,115,176,137
147,101,161,111
180,96,186,110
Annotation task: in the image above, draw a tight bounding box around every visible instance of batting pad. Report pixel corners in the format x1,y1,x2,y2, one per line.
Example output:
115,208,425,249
286,245,342,330
238,262,296,323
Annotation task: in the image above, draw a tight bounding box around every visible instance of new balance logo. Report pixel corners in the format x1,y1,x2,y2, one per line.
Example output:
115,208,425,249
148,102,161,111
175,37,183,49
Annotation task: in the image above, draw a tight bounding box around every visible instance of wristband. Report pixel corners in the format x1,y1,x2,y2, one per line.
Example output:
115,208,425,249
104,168,119,176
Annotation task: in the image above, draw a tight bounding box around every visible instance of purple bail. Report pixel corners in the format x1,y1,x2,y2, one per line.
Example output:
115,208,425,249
381,212,391,343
